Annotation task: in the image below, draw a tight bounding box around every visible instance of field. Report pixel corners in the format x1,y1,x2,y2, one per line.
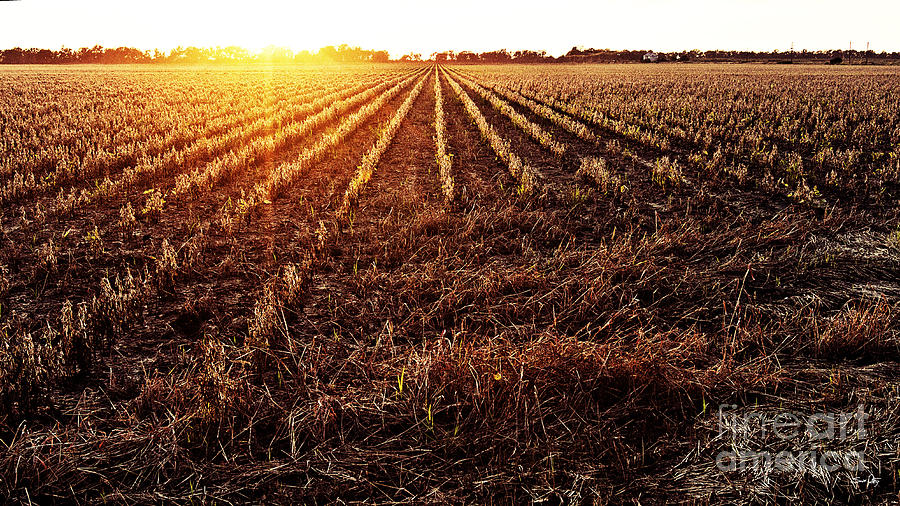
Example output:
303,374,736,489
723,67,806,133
1,62,900,503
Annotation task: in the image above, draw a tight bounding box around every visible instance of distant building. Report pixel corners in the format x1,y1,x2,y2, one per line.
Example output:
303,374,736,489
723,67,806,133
643,51,659,63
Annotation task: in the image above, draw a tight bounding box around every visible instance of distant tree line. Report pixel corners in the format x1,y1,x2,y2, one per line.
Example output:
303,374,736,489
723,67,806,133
3,44,900,64
431,50,551,63
0,44,392,64
434,47,900,64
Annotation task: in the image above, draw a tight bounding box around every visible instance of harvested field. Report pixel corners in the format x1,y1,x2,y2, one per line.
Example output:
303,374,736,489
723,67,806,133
2,62,900,503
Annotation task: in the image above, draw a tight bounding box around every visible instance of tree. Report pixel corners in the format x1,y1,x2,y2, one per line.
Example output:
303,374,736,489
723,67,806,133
480,49,511,63
294,50,315,63
318,45,338,61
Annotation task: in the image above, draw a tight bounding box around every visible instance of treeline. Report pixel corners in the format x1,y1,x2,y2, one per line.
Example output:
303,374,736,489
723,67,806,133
4,44,900,64
0,44,393,64
436,47,900,63
432,50,551,63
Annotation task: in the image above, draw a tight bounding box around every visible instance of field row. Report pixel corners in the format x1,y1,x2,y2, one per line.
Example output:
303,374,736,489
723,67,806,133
457,64,900,204
2,63,900,502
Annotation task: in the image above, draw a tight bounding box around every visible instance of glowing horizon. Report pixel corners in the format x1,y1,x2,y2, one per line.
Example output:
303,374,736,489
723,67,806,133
1,0,899,59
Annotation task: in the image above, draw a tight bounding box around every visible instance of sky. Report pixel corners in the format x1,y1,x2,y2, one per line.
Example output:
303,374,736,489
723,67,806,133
0,0,898,58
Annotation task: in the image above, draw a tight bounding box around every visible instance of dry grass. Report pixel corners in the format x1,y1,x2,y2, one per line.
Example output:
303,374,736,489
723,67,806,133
1,64,900,504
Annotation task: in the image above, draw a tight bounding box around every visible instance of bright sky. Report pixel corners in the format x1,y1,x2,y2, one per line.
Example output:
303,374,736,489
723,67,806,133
0,0,898,57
